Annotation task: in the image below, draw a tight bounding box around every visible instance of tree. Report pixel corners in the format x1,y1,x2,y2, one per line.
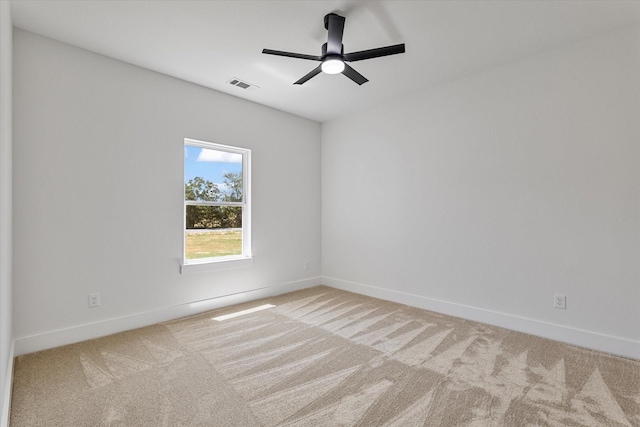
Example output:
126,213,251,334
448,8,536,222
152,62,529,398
221,172,243,228
185,177,221,229
185,176,220,202
222,172,242,202
185,174,243,229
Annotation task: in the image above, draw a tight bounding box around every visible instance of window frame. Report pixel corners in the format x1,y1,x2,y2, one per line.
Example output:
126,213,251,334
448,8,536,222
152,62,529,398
181,138,252,273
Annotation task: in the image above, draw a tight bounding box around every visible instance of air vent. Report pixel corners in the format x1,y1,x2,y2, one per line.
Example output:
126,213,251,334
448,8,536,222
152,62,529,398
227,78,259,90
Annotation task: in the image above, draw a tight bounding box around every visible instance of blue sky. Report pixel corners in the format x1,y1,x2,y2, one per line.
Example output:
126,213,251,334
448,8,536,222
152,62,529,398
184,146,242,186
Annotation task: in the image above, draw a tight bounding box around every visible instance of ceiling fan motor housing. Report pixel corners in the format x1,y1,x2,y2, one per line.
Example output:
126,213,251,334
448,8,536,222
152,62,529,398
321,43,344,57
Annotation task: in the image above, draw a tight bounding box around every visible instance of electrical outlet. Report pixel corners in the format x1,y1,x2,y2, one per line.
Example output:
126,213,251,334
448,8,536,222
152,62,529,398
554,294,566,310
89,292,101,308
304,261,310,270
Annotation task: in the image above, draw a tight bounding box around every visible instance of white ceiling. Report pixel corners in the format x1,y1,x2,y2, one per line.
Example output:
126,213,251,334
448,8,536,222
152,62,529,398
9,0,640,123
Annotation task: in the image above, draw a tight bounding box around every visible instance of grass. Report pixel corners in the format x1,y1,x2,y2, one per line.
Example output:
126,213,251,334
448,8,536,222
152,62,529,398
185,230,242,259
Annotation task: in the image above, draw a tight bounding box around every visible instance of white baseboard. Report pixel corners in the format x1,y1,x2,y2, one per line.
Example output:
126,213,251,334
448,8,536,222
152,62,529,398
322,276,640,360
14,277,321,356
1,339,14,427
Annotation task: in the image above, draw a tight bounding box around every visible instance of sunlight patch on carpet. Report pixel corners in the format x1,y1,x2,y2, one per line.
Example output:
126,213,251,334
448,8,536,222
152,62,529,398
212,304,276,321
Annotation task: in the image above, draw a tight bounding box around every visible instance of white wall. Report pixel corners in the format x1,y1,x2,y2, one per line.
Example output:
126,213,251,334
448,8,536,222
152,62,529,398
0,1,12,424
322,26,640,358
12,30,321,354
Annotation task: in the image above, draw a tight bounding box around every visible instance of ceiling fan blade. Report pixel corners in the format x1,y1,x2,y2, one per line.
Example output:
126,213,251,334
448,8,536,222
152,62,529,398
342,64,368,85
344,44,405,62
294,65,323,85
325,13,345,54
262,49,322,61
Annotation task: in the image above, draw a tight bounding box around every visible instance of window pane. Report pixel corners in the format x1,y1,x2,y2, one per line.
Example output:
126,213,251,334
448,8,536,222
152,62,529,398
185,146,243,202
185,206,242,259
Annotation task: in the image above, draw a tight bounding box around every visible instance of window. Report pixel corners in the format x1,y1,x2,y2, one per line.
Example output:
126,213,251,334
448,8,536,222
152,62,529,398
182,139,251,271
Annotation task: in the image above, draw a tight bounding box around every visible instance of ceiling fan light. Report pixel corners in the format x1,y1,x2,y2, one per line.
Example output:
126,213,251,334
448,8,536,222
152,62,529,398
321,58,345,74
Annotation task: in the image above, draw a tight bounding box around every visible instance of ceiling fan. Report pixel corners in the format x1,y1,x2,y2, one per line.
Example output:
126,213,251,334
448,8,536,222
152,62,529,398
262,13,405,85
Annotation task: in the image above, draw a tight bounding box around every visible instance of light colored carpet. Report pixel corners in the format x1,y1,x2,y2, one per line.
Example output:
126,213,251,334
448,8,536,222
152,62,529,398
10,286,640,426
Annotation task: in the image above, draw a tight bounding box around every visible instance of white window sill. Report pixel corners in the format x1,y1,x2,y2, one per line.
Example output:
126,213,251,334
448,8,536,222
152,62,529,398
180,256,254,274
